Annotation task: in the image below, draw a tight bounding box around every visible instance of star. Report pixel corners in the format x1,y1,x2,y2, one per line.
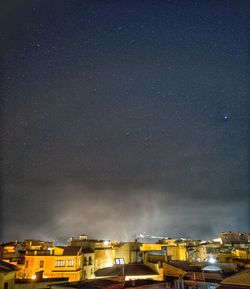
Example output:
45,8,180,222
223,113,231,120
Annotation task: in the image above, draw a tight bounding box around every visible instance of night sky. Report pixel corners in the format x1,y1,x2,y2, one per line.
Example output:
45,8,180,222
1,0,249,242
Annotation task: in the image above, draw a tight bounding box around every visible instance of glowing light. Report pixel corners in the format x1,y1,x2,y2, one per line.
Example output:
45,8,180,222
213,238,222,244
31,275,36,280
208,257,216,264
104,240,109,246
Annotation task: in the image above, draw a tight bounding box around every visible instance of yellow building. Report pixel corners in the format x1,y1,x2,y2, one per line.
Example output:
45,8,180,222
218,252,232,263
140,243,187,262
1,242,18,260
17,246,94,282
0,260,18,289
71,238,114,270
196,243,220,261
232,248,250,259
114,242,141,264
166,246,187,261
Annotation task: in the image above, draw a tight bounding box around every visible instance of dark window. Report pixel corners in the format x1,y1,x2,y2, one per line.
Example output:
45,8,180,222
25,261,29,268
4,282,8,289
40,260,44,268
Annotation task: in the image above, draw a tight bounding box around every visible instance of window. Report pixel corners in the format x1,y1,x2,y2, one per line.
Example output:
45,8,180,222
40,260,44,268
114,258,124,265
67,259,74,267
4,282,8,289
25,261,29,268
55,260,66,267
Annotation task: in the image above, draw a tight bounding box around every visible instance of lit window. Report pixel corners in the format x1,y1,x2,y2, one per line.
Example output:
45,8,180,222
114,258,124,265
40,260,44,268
67,259,74,267
55,260,66,267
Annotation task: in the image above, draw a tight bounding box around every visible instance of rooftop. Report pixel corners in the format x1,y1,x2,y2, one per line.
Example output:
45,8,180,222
54,279,123,289
167,261,201,272
0,260,18,273
95,264,158,277
221,269,250,287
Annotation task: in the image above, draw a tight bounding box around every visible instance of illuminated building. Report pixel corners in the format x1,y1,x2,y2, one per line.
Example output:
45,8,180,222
163,261,224,288
113,242,142,264
221,232,250,244
0,260,18,289
196,243,221,262
16,246,94,282
140,243,187,262
71,236,114,270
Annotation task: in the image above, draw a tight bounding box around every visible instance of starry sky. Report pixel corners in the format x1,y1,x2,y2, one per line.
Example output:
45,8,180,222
1,0,249,242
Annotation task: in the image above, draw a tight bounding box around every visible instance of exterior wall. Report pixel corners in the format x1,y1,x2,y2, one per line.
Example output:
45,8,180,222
19,254,83,282
218,253,232,263
52,255,83,281
178,247,187,261
2,245,17,259
232,249,250,259
82,253,95,279
21,255,53,278
4,245,16,254
197,244,220,261
140,244,187,262
140,244,163,252
166,246,187,261
114,242,141,264
94,248,115,270
115,243,131,264
0,271,16,289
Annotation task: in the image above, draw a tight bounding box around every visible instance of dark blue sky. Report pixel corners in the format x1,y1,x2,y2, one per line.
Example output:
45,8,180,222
1,0,249,241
